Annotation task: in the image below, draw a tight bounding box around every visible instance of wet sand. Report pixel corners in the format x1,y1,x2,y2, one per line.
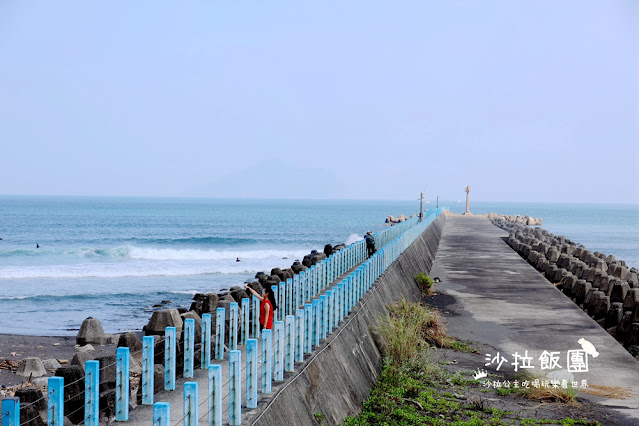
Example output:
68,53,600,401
0,334,116,387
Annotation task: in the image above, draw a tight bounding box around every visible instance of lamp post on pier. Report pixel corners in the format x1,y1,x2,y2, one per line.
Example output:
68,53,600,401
464,186,471,215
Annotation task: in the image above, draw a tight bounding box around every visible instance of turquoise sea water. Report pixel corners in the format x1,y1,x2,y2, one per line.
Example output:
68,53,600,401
0,196,637,335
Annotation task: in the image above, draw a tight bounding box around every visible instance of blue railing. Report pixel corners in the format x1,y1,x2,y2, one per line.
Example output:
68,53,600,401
1,208,445,426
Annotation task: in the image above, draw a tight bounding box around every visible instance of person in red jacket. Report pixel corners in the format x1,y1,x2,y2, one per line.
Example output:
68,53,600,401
245,284,277,330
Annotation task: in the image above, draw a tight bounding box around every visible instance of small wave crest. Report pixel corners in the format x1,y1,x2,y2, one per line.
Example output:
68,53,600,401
344,233,363,246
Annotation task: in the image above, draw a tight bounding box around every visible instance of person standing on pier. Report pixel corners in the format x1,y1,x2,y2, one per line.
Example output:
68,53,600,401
245,284,276,330
364,231,376,257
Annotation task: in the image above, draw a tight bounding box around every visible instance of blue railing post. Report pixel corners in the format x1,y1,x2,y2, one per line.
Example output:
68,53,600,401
261,329,272,394
310,265,317,297
285,315,294,372
152,402,170,426
115,347,130,421
304,303,312,354
273,320,284,381
278,282,285,321
48,376,64,426
298,272,305,307
208,364,222,426
84,360,99,426
142,336,154,405
326,290,334,333
312,298,320,347
202,313,211,369
184,318,195,378
251,295,260,339
272,284,279,320
241,298,250,345
165,326,176,390
215,308,225,360
338,282,344,322
183,382,198,426
2,397,19,426
229,350,242,426
320,294,328,340
295,308,304,362
229,302,239,351
246,338,258,409
286,278,293,316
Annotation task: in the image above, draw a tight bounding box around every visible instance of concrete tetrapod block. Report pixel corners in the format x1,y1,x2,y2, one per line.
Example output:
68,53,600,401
16,357,47,378
118,331,143,362
145,308,183,336
76,317,106,345
71,352,94,371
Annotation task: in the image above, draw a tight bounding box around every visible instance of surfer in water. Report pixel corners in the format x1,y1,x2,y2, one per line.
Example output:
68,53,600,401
236,257,241,262
36,243,40,248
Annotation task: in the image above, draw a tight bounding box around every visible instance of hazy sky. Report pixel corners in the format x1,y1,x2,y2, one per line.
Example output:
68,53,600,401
1,1,637,203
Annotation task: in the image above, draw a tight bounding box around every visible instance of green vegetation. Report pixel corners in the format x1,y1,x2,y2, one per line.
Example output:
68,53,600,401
374,297,447,364
345,299,599,425
313,411,325,424
414,273,435,294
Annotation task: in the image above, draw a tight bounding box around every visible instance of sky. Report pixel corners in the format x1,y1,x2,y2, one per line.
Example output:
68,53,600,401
0,1,637,203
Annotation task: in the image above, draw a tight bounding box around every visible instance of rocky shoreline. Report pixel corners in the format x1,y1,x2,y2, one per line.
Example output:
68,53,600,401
489,212,639,359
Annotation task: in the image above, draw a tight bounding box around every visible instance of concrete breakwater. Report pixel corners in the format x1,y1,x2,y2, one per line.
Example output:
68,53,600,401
489,213,639,358
249,212,448,425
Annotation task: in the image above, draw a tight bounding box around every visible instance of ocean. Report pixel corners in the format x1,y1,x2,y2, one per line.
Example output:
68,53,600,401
0,196,637,336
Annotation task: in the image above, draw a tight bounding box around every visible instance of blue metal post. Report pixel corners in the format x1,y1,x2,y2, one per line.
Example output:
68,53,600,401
252,295,260,339
48,377,64,426
241,298,250,345
273,320,284,381
295,309,304,362
2,398,18,426
312,298,320,347
215,308,225,360
115,347,130,421
272,284,279,321
165,326,176,390
338,282,344,322
229,350,242,426
246,338,258,409
183,382,198,426
304,303,312,354
208,364,222,426
202,313,211,369
261,329,272,394
286,278,293,316
229,302,239,351
278,282,285,321
326,290,334,332
285,315,294,372
299,272,305,306
84,360,99,426
152,402,169,426
310,265,317,297
142,336,154,405
184,318,194,378
320,294,328,339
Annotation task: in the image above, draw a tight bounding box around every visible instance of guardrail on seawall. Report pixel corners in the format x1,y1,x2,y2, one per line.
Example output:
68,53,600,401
1,209,445,426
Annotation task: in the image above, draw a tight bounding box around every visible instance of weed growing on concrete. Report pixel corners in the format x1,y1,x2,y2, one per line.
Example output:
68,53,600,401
313,411,325,424
414,273,435,295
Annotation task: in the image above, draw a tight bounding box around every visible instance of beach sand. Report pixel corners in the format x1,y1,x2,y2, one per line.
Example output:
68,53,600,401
0,334,116,388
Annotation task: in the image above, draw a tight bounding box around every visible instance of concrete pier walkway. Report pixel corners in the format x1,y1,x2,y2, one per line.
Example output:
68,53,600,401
430,214,639,420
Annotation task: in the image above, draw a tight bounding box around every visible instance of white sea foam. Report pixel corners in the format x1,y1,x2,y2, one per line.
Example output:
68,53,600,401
344,233,363,246
0,247,316,279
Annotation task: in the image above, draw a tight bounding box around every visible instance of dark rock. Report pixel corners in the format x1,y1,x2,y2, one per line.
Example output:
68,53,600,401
605,303,624,328
94,355,116,392
55,366,85,424
323,244,333,257
189,301,203,314
76,317,106,346
117,332,143,361
623,289,639,312
15,388,45,426
230,289,249,303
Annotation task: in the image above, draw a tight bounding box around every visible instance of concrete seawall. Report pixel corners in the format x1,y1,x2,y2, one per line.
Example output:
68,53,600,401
246,212,448,425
